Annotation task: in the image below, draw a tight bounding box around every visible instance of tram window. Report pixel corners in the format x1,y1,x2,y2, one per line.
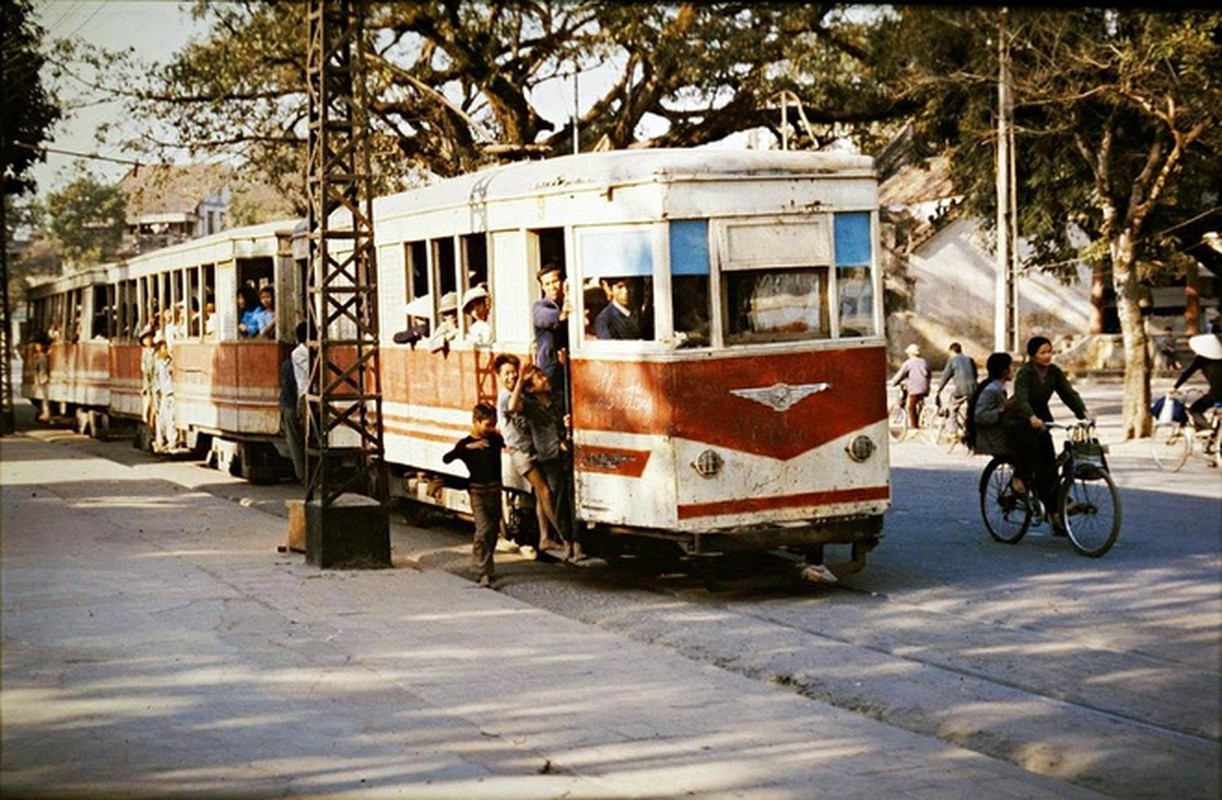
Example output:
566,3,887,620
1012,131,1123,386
406,240,429,304
834,212,875,337
91,285,110,340
202,265,216,338
462,234,488,288
433,237,457,298
670,220,711,348
187,268,202,337
578,227,655,341
725,268,830,344
69,289,83,343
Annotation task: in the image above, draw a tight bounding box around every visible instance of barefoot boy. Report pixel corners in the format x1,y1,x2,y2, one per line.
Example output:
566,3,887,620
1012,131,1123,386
442,402,505,587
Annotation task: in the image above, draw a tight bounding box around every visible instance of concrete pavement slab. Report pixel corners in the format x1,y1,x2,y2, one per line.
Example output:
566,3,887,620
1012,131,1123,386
2,434,1107,798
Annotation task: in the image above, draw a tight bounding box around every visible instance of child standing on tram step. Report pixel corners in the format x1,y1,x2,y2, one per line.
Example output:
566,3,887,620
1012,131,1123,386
521,364,584,562
442,402,505,588
138,325,158,436
495,352,565,555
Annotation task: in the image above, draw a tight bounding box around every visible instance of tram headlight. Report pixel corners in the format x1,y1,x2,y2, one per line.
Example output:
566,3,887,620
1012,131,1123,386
846,435,876,462
692,449,723,478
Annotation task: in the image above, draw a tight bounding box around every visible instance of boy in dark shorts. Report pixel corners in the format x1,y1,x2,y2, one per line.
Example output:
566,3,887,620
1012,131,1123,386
442,403,505,587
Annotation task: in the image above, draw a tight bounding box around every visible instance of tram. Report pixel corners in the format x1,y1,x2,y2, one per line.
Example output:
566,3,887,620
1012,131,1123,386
23,148,889,574
372,149,889,573
23,220,302,477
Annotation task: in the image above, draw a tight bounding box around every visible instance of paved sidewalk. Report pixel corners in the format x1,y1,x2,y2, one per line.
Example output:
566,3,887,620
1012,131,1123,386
1,434,1106,799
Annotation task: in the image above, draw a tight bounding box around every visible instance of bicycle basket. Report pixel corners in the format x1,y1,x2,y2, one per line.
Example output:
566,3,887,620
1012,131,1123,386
1151,394,1187,424
1073,439,1108,477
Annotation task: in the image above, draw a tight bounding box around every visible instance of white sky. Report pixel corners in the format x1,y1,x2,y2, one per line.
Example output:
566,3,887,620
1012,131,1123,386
31,1,204,196
27,1,765,200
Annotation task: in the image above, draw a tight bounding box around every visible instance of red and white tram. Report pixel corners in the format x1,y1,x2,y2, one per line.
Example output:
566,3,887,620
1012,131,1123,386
24,149,889,574
372,149,889,573
24,220,302,477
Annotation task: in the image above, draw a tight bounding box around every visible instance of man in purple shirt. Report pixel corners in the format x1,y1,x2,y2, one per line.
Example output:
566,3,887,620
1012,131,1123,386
532,263,570,392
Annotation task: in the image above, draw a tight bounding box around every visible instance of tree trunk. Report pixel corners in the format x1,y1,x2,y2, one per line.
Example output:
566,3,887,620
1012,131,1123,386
1111,232,1152,439
1089,262,1107,334
1184,262,1201,335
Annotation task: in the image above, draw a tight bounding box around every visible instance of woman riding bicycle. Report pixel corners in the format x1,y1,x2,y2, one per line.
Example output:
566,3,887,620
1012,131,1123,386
1011,336,1091,527
1172,334,1222,430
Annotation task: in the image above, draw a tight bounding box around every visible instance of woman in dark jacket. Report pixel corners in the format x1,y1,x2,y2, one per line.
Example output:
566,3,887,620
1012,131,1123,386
1011,336,1090,521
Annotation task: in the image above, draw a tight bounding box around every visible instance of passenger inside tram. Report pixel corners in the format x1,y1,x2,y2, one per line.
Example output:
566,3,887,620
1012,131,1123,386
462,285,493,345
672,275,710,347
593,276,646,340
256,286,276,339
237,286,262,337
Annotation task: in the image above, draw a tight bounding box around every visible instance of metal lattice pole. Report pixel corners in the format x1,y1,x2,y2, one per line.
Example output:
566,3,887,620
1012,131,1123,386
1,188,14,436
303,0,390,567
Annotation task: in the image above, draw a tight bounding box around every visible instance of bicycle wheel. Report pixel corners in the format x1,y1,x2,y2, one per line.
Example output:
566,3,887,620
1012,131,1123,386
947,402,968,453
888,403,908,442
1059,470,1121,557
980,458,1032,544
1150,423,1191,472
918,403,940,445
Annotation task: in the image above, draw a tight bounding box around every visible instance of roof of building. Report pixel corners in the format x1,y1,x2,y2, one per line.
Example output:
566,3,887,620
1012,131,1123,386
119,164,230,225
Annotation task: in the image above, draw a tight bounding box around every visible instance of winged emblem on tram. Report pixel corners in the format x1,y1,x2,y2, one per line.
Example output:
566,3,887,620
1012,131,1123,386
730,381,830,412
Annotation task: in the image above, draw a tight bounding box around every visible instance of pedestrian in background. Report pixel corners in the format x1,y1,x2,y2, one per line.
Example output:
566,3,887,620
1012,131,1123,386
892,343,931,429
31,338,51,423
280,322,308,482
153,333,177,452
442,402,505,588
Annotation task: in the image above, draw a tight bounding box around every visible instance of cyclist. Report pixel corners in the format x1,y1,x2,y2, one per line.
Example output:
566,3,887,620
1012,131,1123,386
1172,333,1222,461
891,343,931,430
935,342,979,437
1011,336,1090,530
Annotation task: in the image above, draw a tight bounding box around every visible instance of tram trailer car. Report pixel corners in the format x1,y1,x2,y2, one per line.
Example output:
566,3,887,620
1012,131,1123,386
371,149,890,575
24,221,304,480
21,266,112,435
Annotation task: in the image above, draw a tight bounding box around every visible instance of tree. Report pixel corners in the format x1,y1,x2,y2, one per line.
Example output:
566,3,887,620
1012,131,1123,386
71,2,907,202
46,172,127,267
873,8,1221,439
1,0,62,196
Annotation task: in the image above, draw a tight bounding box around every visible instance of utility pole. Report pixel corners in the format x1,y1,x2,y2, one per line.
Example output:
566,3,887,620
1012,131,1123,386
303,0,390,568
1,186,13,436
995,10,1018,353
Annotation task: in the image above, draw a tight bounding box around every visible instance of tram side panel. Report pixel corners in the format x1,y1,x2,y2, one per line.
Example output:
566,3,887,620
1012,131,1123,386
570,346,890,554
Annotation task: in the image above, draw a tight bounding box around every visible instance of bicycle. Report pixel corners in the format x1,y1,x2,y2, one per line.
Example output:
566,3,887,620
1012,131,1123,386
925,392,969,451
888,387,910,441
979,420,1122,557
888,386,930,443
1150,387,1221,472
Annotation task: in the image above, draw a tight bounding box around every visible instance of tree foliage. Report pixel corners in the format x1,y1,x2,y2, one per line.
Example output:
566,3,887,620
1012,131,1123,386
81,2,907,204
46,172,126,267
1,0,62,196
873,8,1221,437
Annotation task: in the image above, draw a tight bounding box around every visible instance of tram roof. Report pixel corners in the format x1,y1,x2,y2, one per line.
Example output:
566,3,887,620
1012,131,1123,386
374,148,875,216
116,219,300,275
